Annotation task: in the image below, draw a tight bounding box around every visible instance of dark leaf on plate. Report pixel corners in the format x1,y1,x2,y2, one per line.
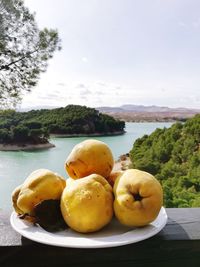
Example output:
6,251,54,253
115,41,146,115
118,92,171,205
34,199,68,232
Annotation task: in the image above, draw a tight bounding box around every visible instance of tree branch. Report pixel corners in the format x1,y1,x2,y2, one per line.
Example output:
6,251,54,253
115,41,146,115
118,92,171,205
0,48,39,71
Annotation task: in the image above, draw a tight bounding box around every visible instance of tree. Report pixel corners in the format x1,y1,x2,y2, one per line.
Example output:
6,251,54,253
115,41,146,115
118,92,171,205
12,124,29,142
129,114,200,208
0,128,11,143
0,0,61,107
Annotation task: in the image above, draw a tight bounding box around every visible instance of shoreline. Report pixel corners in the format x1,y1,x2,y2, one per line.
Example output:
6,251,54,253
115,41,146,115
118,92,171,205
0,131,125,151
51,130,125,138
0,142,55,151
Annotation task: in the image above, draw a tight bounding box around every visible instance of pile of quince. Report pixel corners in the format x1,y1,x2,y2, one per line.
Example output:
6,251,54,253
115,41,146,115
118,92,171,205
12,139,163,233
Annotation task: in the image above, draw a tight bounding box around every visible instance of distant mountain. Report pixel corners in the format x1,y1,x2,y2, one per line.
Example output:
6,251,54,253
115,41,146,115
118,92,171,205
18,104,200,122
97,105,200,122
97,104,200,113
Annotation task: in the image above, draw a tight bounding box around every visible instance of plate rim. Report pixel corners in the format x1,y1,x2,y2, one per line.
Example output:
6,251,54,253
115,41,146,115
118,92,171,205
10,207,168,248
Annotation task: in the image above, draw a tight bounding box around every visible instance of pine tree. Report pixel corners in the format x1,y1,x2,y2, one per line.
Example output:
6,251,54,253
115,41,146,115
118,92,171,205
0,0,61,107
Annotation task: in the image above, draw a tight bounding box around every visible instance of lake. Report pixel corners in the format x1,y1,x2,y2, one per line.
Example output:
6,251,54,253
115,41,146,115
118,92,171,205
0,122,173,211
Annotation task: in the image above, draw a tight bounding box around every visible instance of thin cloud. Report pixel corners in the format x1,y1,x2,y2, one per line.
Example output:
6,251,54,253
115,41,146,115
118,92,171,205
57,82,66,86
95,90,104,95
80,89,92,96
80,95,88,101
46,93,61,98
96,82,106,87
38,93,62,100
75,83,86,89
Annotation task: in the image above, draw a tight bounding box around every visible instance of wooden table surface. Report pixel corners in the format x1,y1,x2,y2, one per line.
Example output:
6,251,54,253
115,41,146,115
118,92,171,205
0,208,200,267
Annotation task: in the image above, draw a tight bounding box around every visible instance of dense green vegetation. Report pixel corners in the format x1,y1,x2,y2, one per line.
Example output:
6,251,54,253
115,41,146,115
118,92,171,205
130,114,200,208
0,105,125,144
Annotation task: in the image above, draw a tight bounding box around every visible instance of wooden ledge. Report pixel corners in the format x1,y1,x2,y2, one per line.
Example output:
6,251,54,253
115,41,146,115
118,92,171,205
0,208,200,267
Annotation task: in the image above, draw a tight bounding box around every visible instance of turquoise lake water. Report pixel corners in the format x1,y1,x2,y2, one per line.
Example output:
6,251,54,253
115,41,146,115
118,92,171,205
0,122,173,211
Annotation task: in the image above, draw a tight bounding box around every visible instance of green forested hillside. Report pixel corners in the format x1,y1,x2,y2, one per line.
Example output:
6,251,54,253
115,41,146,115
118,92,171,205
130,114,200,207
0,105,125,144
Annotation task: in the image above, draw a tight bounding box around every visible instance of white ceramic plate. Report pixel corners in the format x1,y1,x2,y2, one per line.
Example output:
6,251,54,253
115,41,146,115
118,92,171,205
10,207,167,248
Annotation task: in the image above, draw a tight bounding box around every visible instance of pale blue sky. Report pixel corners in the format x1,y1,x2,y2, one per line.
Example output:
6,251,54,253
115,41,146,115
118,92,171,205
22,0,200,109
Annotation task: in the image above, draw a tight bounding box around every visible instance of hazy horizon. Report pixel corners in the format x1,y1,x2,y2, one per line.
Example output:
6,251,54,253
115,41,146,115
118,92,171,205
21,0,200,110
17,103,200,112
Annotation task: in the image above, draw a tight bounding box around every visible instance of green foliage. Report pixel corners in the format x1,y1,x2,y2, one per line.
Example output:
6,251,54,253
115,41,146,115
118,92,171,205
0,128,11,143
0,0,61,107
12,124,29,142
130,115,200,207
0,105,125,144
